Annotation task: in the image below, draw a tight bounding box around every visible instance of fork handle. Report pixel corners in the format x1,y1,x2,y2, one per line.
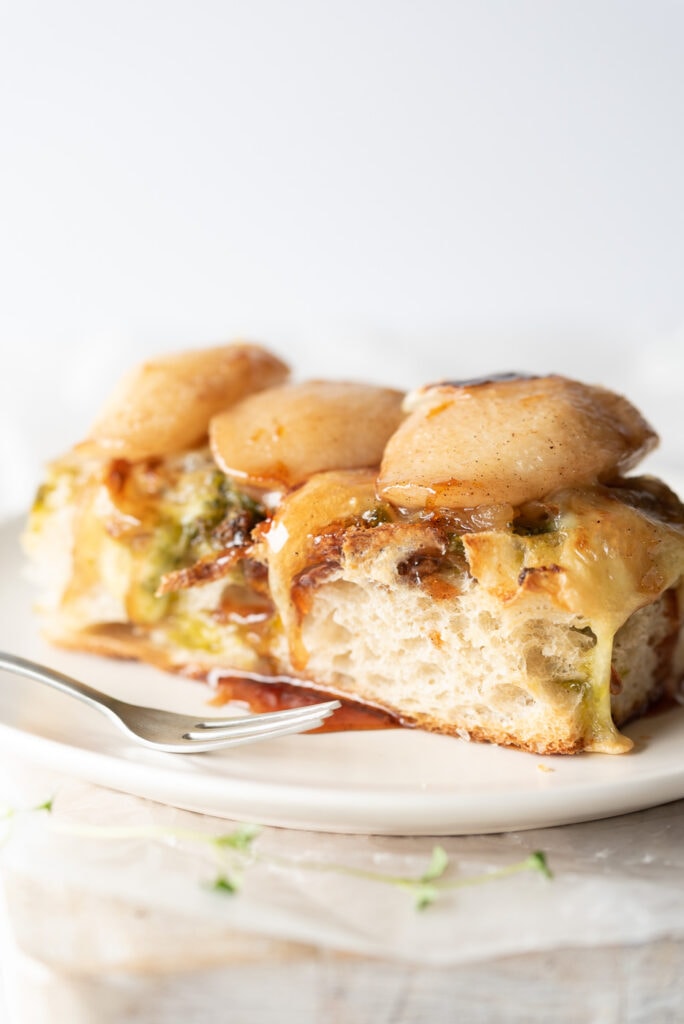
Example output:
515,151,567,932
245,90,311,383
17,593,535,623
0,651,117,715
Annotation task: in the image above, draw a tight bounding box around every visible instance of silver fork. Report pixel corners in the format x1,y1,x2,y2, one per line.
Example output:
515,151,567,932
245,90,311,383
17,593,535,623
0,652,340,753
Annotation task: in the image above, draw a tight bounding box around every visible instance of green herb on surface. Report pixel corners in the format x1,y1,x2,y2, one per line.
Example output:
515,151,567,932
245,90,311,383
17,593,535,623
20,802,551,909
264,843,551,911
210,874,239,895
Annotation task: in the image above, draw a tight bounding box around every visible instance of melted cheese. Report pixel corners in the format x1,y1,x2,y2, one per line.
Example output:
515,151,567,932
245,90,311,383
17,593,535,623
262,470,379,668
463,487,684,751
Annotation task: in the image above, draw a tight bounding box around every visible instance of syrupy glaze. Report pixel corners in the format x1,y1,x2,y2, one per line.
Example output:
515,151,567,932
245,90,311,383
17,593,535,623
208,673,399,732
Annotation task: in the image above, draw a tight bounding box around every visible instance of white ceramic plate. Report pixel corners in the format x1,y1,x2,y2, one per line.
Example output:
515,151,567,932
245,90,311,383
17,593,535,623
2,517,684,835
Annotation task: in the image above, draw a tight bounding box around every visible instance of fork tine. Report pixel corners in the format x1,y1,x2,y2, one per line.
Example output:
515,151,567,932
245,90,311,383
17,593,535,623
187,718,334,750
185,700,341,742
193,699,341,731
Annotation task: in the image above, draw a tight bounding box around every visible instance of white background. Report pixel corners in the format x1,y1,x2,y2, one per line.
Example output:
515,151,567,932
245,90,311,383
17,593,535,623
1,0,683,516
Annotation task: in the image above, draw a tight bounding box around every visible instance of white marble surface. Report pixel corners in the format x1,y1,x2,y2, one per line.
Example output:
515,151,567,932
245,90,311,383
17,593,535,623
1,762,684,1023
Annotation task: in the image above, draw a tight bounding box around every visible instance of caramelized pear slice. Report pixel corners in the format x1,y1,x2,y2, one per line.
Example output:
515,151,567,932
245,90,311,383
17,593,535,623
210,380,404,491
86,343,289,461
378,374,657,509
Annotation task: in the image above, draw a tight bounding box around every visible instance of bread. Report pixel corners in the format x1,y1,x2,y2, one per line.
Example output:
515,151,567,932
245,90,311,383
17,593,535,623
24,346,684,754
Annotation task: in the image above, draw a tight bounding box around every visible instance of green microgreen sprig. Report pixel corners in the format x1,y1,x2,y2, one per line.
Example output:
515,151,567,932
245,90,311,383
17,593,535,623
0,797,54,845
9,801,552,910
264,844,552,910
